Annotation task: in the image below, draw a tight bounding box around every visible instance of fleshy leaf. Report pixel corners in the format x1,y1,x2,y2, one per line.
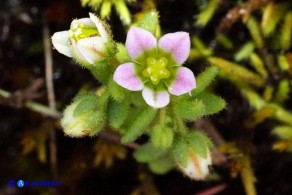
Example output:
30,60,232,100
113,63,144,91
187,131,212,159
150,125,174,149
196,92,226,116
149,156,175,174
208,57,265,87
234,42,255,62
86,110,106,136
73,94,99,117
173,97,205,120
116,43,131,63
113,0,131,25
125,27,156,59
172,136,189,167
158,32,190,64
121,107,157,143
192,66,218,95
108,98,130,129
108,77,125,101
134,143,167,163
196,0,220,27
272,126,292,140
137,11,159,35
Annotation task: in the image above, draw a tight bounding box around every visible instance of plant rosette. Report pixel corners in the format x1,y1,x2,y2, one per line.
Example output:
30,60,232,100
113,27,196,108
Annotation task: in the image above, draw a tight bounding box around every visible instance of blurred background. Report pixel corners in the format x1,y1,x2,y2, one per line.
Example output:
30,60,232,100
1,0,292,194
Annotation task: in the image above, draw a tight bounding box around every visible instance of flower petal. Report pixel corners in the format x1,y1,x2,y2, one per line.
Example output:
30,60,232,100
158,32,190,64
169,67,196,96
71,18,95,28
114,63,144,91
89,13,110,41
126,27,156,59
74,37,107,64
51,31,72,57
142,88,170,108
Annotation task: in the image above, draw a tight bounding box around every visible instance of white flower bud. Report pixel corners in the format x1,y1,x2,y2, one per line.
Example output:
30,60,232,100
60,94,105,138
61,99,89,137
177,150,211,180
52,13,114,67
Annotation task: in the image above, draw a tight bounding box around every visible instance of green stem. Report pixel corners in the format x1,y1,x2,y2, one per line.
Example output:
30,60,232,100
159,107,166,125
25,101,61,118
0,89,10,98
0,88,61,118
170,103,187,135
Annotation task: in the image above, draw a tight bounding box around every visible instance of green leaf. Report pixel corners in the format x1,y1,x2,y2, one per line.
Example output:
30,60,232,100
208,57,265,87
277,55,290,72
121,107,157,143
137,11,159,35
172,136,189,167
116,43,131,63
133,143,166,163
272,126,292,140
247,17,264,48
234,42,255,62
192,66,219,95
173,97,205,120
272,104,292,126
108,98,130,129
262,2,289,36
100,0,112,19
187,131,213,158
88,111,106,136
88,62,111,84
275,79,290,103
113,0,131,25
149,156,175,174
192,36,212,57
216,34,233,50
196,0,220,27
280,12,292,50
73,94,99,117
250,53,268,78
196,92,226,116
108,77,125,101
150,125,174,149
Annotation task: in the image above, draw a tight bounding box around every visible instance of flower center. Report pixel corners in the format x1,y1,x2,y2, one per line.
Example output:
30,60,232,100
69,24,100,42
142,57,170,85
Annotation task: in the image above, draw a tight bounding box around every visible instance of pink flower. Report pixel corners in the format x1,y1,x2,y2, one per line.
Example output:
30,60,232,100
113,27,196,108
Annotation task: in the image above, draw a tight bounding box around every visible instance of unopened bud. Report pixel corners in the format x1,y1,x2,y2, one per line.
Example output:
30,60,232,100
177,149,211,180
61,94,105,137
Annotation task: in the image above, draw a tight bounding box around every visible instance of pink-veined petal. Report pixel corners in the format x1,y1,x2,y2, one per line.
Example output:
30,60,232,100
158,32,190,64
169,67,196,96
75,37,107,64
142,88,170,108
114,63,144,91
126,27,156,59
51,31,72,57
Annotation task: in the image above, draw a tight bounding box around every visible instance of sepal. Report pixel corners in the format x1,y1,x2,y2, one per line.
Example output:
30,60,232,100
61,93,107,137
